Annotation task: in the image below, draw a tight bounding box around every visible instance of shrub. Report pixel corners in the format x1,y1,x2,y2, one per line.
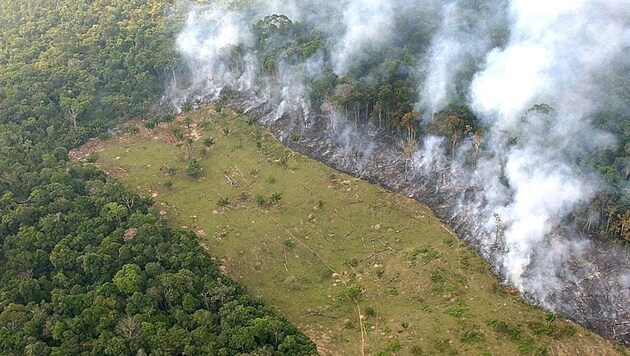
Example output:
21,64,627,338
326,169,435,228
217,197,230,207
461,330,481,344
186,159,202,177
160,114,175,123
365,307,376,317
126,125,140,135
181,100,193,113
202,137,215,147
254,194,266,206
270,192,282,203
338,285,363,301
198,119,210,130
344,258,358,267
388,339,401,352
143,118,158,129
171,127,184,140
246,116,259,125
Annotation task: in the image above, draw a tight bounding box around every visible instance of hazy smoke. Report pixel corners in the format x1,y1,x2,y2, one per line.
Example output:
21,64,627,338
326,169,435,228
460,0,626,289
331,0,395,75
422,0,510,112
166,0,630,343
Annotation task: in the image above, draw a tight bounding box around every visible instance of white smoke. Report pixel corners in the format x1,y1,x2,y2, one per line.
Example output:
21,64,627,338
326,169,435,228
458,0,626,289
331,0,395,75
167,0,630,342
422,0,509,113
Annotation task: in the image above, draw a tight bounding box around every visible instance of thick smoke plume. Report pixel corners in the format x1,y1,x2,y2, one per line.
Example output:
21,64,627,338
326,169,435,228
165,0,630,344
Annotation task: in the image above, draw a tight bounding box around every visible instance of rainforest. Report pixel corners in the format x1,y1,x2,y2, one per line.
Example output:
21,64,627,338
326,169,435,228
0,0,629,355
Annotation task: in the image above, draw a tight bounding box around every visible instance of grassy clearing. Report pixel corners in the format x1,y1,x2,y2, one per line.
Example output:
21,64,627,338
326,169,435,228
72,107,626,355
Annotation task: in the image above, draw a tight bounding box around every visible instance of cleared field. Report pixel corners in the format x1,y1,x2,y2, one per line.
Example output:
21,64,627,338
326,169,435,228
72,106,626,355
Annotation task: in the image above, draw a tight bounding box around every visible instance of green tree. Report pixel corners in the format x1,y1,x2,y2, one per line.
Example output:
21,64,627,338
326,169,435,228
113,264,144,295
186,159,202,177
101,202,127,223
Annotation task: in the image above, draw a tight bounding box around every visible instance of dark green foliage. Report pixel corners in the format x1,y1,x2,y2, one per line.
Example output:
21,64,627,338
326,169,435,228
365,307,376,317
0,0,179,150
411,245,440,264
202,137,215,147
0,173,315,354
143,118,159,130
181,100,194,113
461,330,482,344
186,159,202,177
126,125,140,135
344,258,358,268
244,13,425,134
160,114,176,123
245,116,259,126
171,127,184,140
217,197,230,207
445,301,469,318
0,1,316,355
270,192,282,204
254,194,266,206
388,339,402,352
338,285,364,301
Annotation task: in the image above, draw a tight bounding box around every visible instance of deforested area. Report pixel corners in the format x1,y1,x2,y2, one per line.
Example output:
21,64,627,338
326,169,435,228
1,0,629,354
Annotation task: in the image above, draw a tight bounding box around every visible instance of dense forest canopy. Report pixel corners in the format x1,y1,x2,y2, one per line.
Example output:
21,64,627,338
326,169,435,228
0,0,177,148
0,0,316,354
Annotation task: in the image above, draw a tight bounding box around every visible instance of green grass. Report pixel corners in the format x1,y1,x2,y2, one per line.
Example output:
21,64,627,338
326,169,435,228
74,106,625,355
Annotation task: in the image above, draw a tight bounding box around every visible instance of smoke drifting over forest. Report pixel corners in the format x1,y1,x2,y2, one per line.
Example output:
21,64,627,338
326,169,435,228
166,0,630,343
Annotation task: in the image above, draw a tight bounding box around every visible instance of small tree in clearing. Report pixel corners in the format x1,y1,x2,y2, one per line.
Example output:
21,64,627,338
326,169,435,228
203,137,215,147
186,159,202,177
270,192,282,204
